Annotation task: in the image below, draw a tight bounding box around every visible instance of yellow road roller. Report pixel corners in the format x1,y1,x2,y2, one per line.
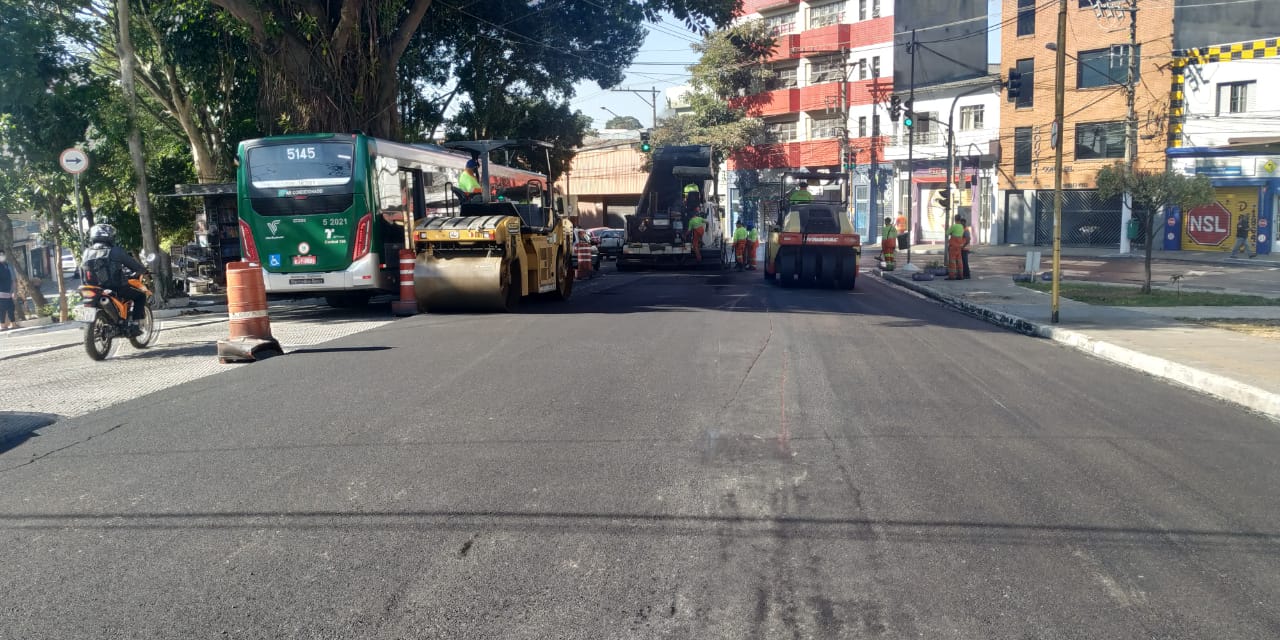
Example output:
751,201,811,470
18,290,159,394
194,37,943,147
413,140,576,312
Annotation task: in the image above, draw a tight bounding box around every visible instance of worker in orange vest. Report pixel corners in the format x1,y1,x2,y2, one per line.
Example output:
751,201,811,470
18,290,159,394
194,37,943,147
732,221,748,271
880,217,898,270
686,211,707,262
946,215,965,280
745,224,759,270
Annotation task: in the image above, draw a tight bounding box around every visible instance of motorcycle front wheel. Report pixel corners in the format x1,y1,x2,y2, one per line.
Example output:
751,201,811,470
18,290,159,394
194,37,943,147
83,314,116,361
128,304,159,349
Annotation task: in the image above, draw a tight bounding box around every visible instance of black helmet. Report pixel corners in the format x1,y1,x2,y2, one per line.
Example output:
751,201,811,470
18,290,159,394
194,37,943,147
89,223,117,246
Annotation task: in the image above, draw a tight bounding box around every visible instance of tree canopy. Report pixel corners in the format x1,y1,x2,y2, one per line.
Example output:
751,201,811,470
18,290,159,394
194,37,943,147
605,115,645,130
1096,163,1215,293
651,20,775,166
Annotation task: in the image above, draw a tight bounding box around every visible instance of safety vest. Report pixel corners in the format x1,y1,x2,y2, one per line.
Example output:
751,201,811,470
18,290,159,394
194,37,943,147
747,229,758,242
948,223,965,238
789,189,813,203
882,224,897,239
733,227,748,241
688,216,706,231
457,170,482,194
895,215,907,234
683,183,700,195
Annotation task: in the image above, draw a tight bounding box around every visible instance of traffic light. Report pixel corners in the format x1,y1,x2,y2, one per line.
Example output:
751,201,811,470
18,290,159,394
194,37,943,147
1006,68,1023,102
937,188,952,212
639,129,652,153
889,95,901,122
902,100,914,129
842,149,857,170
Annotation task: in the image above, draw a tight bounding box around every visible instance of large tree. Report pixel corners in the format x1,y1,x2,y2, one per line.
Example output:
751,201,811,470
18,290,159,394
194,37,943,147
82,0,259,183
0,0,107,318
209,0,739,140
651,20,774,165
1096,164,1215,293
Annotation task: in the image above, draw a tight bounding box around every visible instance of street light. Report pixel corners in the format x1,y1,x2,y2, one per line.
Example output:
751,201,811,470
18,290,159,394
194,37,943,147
600,106,624,122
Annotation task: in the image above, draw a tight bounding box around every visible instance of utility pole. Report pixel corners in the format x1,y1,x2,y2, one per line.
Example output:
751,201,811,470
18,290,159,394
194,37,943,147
1121,0,1139,255
870,79,880,243
1051,0,1067,323
611,87,659,128
839,50,851,215
905,29,917,265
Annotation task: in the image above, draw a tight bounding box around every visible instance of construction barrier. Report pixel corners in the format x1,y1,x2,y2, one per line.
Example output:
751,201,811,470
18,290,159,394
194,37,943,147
575,243,594,280
390,249,418,316
216,261,283,363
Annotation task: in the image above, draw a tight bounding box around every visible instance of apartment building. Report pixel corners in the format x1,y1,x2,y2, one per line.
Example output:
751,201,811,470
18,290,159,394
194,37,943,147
998,0,1176,248
730,0,896,235
1166,40,1280,256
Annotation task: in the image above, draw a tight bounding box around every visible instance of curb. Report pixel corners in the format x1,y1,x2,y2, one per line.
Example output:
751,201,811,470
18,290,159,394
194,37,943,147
883,273,1046,337
880,272,1280,420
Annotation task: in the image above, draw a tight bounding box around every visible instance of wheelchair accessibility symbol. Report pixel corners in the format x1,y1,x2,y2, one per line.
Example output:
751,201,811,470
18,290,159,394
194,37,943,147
268,254,282,268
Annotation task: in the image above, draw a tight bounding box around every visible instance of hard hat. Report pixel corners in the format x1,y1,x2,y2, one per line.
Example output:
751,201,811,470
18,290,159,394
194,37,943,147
465,159,479,170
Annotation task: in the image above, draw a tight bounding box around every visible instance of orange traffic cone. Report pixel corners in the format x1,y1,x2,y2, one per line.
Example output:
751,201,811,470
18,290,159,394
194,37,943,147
217,261,283,363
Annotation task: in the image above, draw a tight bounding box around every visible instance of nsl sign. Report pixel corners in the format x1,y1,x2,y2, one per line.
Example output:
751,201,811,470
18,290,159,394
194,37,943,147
1184,202,1231,246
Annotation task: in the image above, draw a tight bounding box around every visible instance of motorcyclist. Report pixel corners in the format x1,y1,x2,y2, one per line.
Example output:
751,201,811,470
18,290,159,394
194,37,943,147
80,224,149,336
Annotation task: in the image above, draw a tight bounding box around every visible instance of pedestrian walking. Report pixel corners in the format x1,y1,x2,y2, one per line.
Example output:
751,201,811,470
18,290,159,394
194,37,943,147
733,221,749,271
880,217,898,269
945,215,965,280
1229,214,1254,258
0,249,17,330
895,212,909,249
960,216,973,279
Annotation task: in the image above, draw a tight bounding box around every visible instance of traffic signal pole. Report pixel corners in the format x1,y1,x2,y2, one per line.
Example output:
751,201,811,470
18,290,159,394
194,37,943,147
1051,0,1067,323
905,29,917,265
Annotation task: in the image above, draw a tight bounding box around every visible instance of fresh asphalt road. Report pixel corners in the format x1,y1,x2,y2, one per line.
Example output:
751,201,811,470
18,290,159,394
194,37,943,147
1,267,1278,639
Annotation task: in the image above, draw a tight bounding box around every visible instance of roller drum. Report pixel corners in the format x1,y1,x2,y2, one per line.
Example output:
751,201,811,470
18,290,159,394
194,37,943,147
415,254,508,311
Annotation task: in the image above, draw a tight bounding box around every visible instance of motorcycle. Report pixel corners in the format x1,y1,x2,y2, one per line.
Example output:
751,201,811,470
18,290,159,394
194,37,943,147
76,253,161,360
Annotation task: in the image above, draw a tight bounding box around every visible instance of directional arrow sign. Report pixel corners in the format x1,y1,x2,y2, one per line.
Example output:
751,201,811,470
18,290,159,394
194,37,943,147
59,148,89,174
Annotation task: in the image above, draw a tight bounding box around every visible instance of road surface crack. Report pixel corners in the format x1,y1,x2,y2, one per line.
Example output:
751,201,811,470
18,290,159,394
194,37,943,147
0,423,126,474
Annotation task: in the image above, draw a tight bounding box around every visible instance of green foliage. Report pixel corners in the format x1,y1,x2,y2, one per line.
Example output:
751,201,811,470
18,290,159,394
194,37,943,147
1095,163,1216,217
651,21,775,165
605,115,645,130
1095,162,1216,293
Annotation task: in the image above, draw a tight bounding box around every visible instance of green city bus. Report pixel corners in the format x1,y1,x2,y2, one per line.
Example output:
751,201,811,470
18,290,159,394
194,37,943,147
235,133,544,306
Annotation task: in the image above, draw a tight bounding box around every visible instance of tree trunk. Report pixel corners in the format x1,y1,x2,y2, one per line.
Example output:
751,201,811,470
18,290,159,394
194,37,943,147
48,202,69,322
1142,204,1157,294
116,0,164,304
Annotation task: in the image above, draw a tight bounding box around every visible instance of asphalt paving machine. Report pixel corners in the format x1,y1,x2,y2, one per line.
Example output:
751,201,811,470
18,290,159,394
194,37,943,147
412,140,576,311
618,145,727,270
763,170,861,289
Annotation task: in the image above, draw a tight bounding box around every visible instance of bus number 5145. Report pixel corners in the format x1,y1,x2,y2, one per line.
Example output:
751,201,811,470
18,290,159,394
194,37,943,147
286,147,316,160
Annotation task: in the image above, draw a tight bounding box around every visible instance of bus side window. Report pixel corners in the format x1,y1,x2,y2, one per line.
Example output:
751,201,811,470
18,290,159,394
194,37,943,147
375,156,407,222
408,168,425,226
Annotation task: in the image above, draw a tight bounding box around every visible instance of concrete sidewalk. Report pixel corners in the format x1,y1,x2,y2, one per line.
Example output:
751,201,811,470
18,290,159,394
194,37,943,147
878,268,1280,420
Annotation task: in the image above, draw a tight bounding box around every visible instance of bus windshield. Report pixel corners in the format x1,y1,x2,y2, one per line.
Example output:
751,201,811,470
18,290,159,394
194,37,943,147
248,142,354,190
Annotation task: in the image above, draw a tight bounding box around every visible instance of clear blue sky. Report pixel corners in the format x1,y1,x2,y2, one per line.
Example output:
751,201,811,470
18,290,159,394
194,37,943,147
573,3,1003,130
571,17,703,130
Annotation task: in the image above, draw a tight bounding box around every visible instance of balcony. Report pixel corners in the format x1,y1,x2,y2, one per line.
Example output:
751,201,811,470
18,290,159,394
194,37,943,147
799,82,848,112
790,139,840,166
797,24,851,54
735,88,799,117
768,34,800,62
739,0,799,16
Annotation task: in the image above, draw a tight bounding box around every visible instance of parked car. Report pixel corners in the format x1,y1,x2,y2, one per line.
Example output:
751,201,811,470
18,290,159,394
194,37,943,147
60,250,78,279
588,227,624,259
